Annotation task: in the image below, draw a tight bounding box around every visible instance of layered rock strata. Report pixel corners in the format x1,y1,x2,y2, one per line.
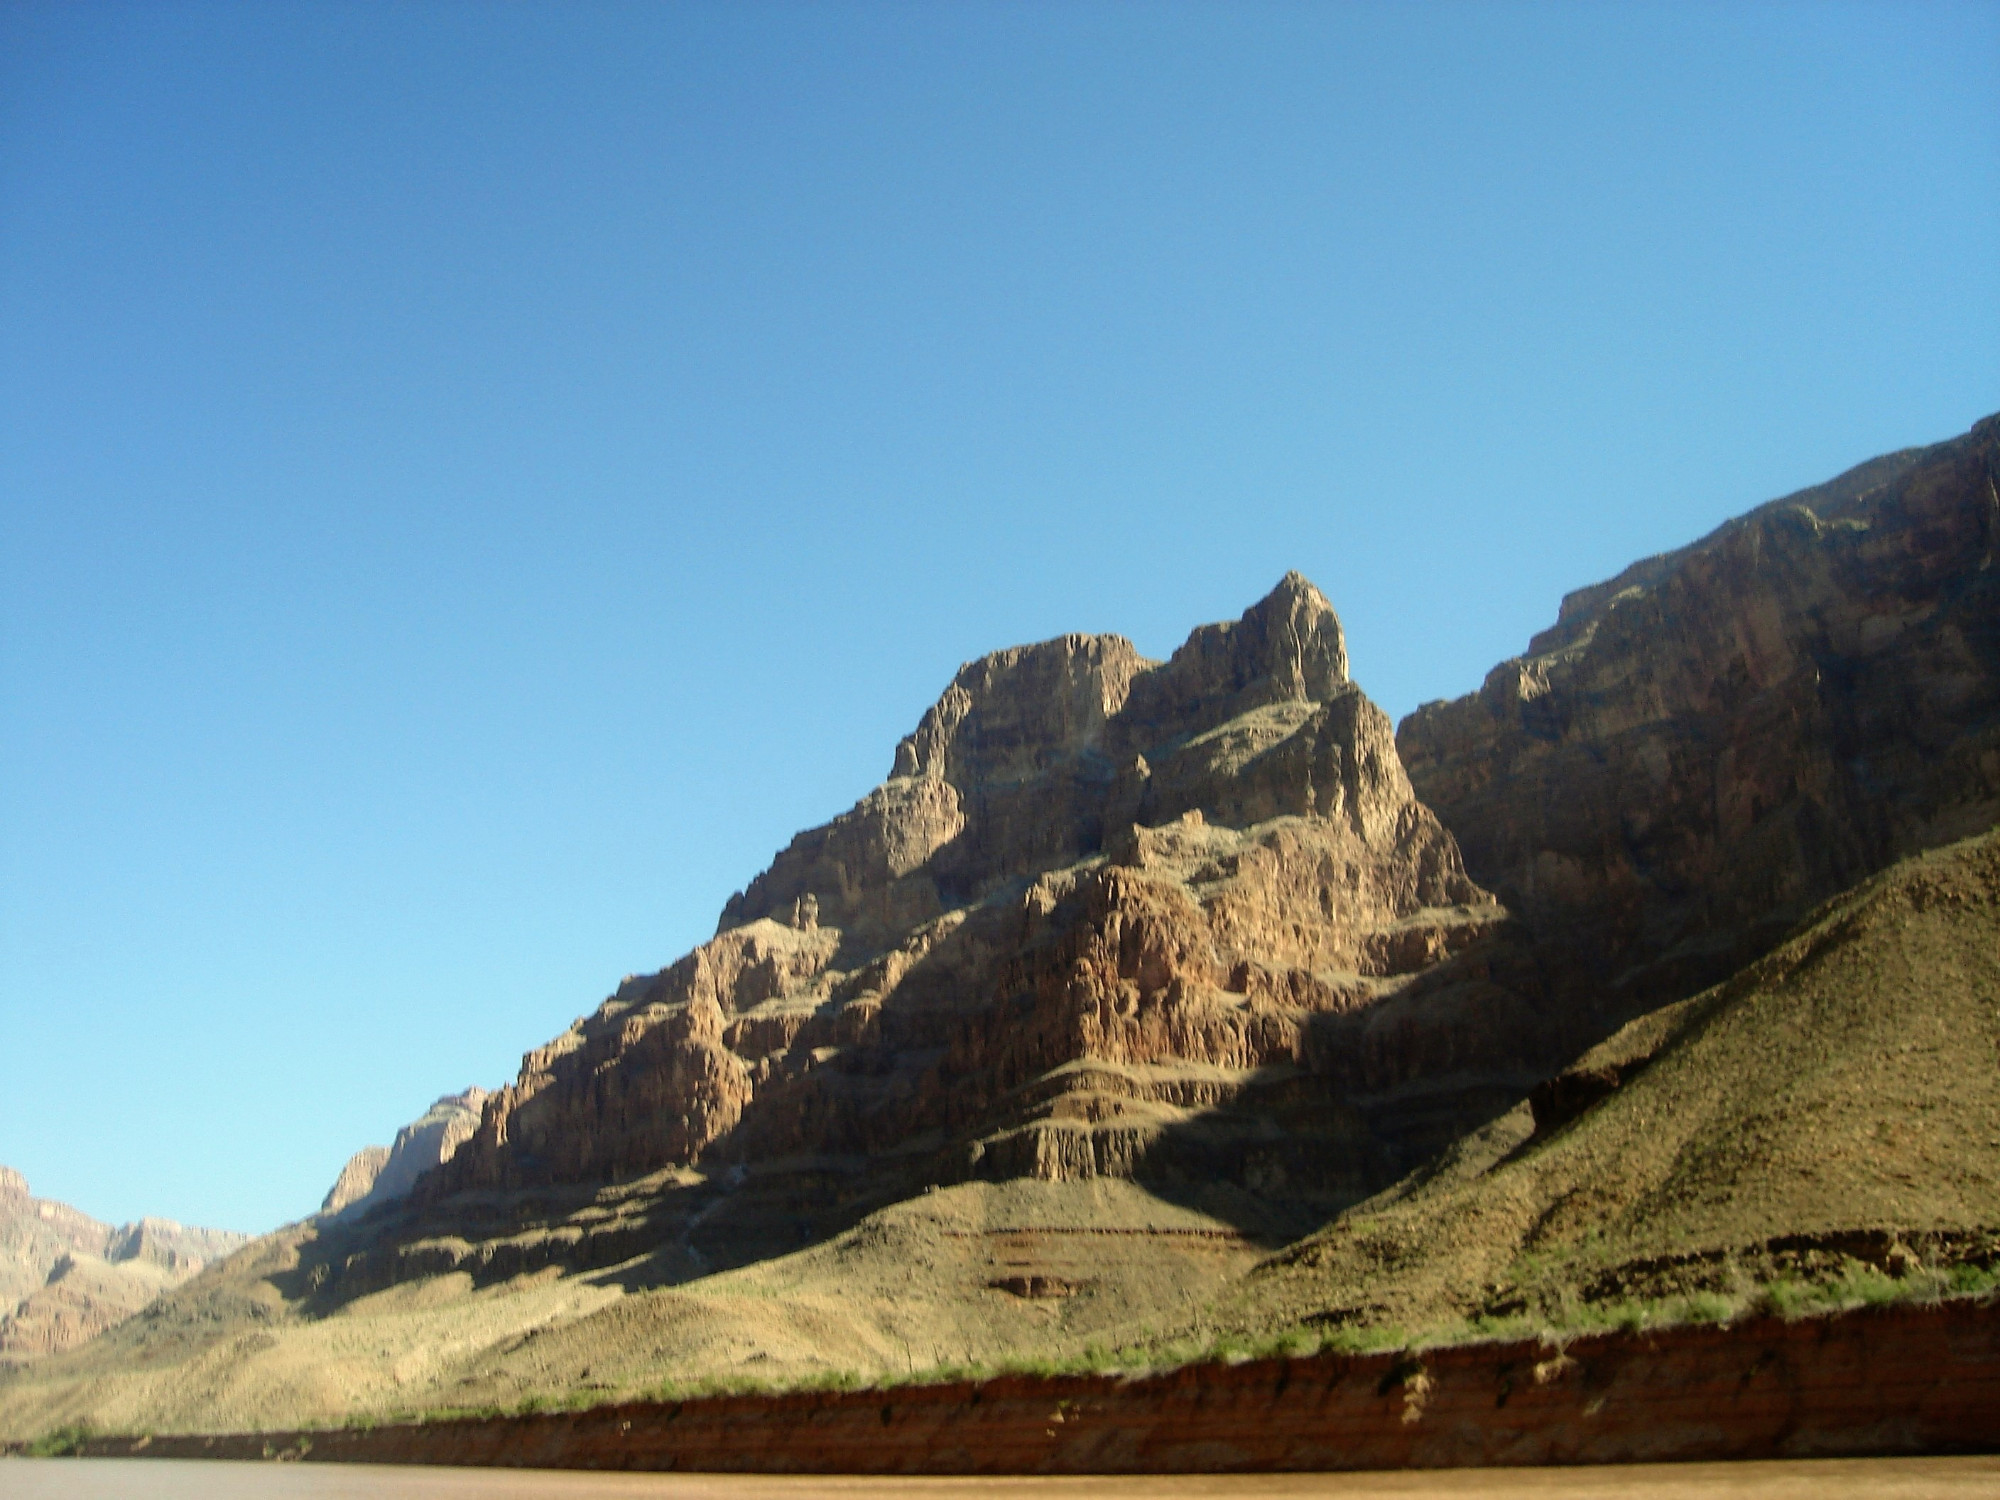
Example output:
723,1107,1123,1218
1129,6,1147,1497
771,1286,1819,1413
1400,412,2000,1019
365,577,1528,1283
321,417,2000,1306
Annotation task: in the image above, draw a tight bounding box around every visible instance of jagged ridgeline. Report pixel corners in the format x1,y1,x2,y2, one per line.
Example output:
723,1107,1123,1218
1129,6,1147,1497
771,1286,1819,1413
1402,411,2000,1032
330,573,1543,1296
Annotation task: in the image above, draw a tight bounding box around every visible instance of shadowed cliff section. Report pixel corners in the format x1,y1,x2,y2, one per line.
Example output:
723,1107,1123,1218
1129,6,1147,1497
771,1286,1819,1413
1400,412,2000,1033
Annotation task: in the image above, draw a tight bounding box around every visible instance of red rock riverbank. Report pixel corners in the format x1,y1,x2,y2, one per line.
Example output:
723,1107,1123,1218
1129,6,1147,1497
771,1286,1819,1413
54,1297,2000,1473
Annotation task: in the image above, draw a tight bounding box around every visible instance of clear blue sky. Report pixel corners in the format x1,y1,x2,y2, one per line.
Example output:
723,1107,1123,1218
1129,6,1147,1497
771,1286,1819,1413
3,1,1995,1235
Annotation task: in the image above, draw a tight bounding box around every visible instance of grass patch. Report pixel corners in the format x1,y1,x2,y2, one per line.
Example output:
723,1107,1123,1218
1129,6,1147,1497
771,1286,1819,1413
26,1422,93,1458
321,1258,2000,1433
1414,1253,2000,1354
648,1368,868,1403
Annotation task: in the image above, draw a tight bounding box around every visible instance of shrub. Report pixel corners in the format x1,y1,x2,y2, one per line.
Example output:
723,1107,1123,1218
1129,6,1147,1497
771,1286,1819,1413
27,1423,92,1458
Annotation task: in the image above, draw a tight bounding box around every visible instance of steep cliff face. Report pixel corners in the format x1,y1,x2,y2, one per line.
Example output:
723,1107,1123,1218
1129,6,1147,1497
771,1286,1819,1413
416,576,1524,1240
0,1168,105,1314
712,573,1355,949
320,1148,390,1218
321,1089,488,1220
1399,413,2000,1016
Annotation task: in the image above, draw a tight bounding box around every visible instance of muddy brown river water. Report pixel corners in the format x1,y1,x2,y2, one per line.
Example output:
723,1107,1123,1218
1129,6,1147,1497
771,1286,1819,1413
6,1459,2000,1498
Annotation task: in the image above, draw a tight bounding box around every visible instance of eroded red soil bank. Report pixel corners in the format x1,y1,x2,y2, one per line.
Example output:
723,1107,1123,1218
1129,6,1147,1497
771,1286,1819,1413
67,1298,2000,1473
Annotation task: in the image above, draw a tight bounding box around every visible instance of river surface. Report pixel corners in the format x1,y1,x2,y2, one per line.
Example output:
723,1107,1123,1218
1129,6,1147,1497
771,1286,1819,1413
4,1458,1999,1498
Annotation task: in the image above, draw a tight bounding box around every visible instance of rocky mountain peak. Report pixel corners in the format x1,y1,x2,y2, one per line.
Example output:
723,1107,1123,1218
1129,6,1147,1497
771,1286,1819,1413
320,1089,490,1221
882,573,1347,795
18,422,2000,1424
719,575,1363,949
1120,571,1347,738
404,575,1501,1227
888,632,1152,788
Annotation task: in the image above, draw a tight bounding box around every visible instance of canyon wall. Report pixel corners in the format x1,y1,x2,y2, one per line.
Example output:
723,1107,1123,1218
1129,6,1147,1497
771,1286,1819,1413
320,1089,487,1220
1401,414,2000,1021
315,575,1540,1292
334,415,2000,1297
7,417,1999,1435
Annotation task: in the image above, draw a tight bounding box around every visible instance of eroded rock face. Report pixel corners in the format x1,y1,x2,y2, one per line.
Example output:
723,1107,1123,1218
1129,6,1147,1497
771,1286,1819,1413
423,576,1523,1222
321,1090,488,1220
1398,412,2000,1018
336,423,2000,1300
716,574,1360,946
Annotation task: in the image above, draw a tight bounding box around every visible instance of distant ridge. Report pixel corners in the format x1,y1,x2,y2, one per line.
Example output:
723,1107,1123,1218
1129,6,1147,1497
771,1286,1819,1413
0,1169,247,1364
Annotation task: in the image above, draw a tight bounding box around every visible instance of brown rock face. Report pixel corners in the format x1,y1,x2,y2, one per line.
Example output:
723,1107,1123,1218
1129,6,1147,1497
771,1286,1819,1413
714,573,1356,950
1399,412,2000,1024
310,422,2000,1313
1,1254,171,1364
414,576,1523,1247
73,1299,2000,1474
0,1169,102,1313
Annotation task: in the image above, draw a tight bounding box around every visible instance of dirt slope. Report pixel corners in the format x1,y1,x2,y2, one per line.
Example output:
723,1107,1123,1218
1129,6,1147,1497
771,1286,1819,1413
1212,826,2000,1346
0,1179,1269,1435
